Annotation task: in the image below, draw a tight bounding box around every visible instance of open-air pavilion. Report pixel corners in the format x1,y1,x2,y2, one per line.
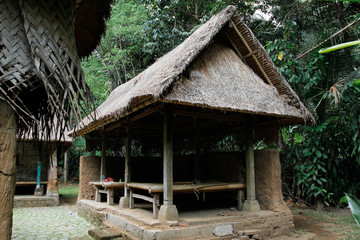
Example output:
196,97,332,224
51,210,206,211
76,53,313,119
14,127,72,207
75,5,314,239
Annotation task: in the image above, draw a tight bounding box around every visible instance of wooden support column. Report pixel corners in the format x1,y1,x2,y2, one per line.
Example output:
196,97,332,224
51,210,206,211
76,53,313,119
0,100,17,239
34,143,43,195
47,145,58,198
243,125,260,211
100,129,106,181
120,127,132,209
194,118,200,180
163,111,173,206
64,150,69,185
158,109,179,221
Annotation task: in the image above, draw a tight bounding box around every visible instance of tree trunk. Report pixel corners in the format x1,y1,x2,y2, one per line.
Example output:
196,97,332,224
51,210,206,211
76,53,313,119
315,196,325,212
0,100,17,239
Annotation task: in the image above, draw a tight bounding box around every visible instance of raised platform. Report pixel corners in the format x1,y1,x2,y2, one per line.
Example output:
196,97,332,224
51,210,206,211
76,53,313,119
14,195,59,208
77,199,294,240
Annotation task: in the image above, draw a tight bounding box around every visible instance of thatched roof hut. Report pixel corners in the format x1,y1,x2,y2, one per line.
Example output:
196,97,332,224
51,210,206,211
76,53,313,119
75,6,315,228
0,0,113,134
76,5,313,137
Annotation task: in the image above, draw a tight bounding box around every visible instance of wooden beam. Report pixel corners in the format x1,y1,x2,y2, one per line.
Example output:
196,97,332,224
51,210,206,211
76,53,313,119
230,20,273,86
172,109,246,122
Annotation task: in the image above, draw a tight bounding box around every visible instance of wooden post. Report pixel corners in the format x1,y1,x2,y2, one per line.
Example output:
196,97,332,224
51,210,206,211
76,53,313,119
47,145,58,197
0,100,17,239
124,127,131,198
194,118,200,180
64,150,69,185
120,127,132,209
100,130,106,181
243,125,260,211
163,111,174,206
158,109,179,221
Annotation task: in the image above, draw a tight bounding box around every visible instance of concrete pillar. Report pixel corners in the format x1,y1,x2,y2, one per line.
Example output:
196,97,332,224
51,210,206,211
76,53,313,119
47,145,58,198
120,127,131,209
158,110,179,221
243,126,260,212
34,143,44,195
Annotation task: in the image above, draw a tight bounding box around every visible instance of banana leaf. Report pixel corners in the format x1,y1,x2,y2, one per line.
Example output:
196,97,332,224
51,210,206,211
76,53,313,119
346,193,360,227
319,40,360,54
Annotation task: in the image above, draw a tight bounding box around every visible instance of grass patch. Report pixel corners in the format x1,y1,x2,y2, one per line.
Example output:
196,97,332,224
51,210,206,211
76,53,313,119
58,183,79,198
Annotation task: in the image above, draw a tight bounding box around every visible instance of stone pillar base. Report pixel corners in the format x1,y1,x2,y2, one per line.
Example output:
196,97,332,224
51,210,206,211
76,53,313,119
243,200,260,212
119,197,130,209
158,205,179,221
34,186,44,196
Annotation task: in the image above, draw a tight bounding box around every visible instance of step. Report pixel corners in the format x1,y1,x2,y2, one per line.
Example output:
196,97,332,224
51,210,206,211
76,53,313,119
88,227,123,240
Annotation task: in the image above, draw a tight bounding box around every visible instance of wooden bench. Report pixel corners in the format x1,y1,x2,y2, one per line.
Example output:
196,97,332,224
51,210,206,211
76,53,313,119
16,181,47,186
89,181,125,205
126,182,246,218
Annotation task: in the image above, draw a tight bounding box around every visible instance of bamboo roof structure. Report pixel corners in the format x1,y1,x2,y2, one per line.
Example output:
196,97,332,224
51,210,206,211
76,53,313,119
76,5,314,136
0,0,112,137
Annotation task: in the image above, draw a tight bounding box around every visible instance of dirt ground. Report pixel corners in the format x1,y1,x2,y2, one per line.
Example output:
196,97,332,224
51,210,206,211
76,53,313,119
273,207,358,240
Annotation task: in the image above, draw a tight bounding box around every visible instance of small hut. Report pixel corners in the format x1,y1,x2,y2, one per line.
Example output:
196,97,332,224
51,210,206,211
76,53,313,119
14,127,72,207
75,6,314,239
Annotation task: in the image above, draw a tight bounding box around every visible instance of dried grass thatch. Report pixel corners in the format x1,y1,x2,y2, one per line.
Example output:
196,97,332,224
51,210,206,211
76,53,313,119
76,5,314,136
0,0,112,139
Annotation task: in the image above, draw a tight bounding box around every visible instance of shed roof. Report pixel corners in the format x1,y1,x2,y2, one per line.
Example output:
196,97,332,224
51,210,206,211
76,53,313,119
76,5,314,136
0,0,113,135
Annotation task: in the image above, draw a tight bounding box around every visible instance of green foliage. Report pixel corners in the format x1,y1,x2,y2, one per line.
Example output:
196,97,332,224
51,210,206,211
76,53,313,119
266,2,360,205
346,193,360,227
319,40,360,54
282,123,333,204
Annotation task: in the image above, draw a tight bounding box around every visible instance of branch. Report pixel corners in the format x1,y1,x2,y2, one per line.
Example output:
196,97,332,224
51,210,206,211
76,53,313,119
296,17,360,60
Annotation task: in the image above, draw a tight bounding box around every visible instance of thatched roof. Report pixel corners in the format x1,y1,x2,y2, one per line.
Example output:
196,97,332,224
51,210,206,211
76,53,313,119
76,5,314,136
0,0,112,136
75,0,113,58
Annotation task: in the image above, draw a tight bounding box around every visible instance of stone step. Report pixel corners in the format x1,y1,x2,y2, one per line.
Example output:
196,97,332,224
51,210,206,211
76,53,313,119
88,227,124,240
68,236,93,240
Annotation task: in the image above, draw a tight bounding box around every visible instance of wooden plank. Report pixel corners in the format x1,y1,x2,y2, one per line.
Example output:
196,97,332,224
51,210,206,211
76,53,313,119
132,193,154,203
16,181,47,186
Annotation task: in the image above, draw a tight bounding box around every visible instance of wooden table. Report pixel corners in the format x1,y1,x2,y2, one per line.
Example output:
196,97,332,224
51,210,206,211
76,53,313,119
89,181,125,205
126,182,246,218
